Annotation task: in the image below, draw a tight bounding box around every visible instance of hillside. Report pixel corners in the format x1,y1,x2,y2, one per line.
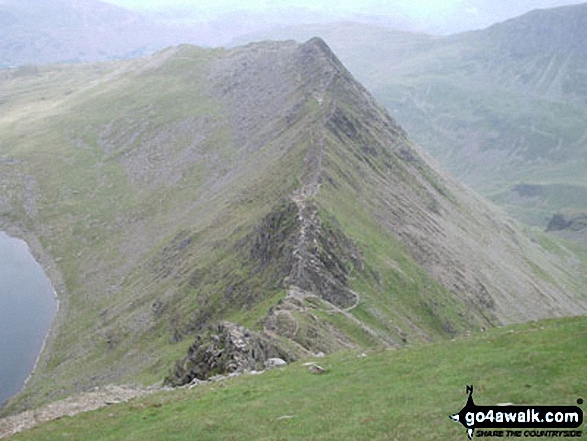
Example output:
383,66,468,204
4,315,587,439
1,38,586,414
233,4,587,229
0,0,182,66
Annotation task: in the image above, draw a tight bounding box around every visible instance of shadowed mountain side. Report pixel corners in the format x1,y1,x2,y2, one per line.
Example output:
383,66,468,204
1,38,586,412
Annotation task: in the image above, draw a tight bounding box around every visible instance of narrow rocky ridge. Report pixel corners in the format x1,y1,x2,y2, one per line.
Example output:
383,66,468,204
263,40,399,352
270,96,396,349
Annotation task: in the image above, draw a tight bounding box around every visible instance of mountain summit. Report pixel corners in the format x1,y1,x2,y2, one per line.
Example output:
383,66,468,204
481,2,587,58
1,38,586,410
252,4,587,229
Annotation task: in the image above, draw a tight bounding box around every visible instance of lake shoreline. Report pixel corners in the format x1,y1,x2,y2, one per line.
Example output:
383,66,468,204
0,221,66,416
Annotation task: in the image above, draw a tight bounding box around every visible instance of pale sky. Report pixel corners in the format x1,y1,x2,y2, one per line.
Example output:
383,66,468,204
107,0,467,14
103,0,584,35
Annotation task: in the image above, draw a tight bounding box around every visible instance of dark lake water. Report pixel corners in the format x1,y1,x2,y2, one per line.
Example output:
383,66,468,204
0,231,57,407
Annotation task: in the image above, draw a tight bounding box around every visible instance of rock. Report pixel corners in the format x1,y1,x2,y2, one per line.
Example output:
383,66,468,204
164,322,295,387
276,415,295,420
546,211,587,232
308,364,326,374
546,213,572,231
264,358,287,369
209,374,227,382
187,378,207,389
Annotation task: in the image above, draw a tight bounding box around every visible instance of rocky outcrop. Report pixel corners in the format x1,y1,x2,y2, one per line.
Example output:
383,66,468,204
164,322,295,387
546,211,587,246
546,213,572,231
546,212,587,232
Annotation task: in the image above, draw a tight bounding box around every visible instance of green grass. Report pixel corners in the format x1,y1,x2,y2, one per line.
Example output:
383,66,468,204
315,136,492,342
11,315,587,440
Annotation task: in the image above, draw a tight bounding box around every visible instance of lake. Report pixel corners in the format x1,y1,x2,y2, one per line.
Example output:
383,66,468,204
0,231,57,408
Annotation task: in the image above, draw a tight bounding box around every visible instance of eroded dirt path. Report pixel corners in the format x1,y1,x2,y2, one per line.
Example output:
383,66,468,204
0,385,154,439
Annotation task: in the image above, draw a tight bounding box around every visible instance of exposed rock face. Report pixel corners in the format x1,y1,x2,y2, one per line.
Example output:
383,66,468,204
165,322,294,386
250,198,362,311
547,212,587,232
288,201,362,310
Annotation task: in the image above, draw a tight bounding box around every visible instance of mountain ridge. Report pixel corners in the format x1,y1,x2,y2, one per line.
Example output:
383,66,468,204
1,38,586,413
480,2,587,56
236,4,587,229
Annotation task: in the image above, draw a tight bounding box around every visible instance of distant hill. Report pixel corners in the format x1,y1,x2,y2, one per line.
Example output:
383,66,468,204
134,0,584,39
409,0,587,34
233,3,587,229
0,0,182,66
1,38,586,413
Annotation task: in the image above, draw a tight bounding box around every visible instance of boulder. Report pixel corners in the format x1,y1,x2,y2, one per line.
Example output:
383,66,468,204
264,358,287,369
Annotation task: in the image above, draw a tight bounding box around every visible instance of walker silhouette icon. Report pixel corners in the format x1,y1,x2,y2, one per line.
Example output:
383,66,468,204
450,385,477,440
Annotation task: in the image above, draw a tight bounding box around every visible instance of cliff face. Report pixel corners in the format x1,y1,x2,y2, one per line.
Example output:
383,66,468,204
1,38,586,409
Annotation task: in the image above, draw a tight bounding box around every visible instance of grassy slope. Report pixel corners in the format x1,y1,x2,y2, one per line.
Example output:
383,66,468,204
0,46,312,410
10,315,587,440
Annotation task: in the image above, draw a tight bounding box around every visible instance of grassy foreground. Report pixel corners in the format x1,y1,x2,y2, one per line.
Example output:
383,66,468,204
12,316,587,440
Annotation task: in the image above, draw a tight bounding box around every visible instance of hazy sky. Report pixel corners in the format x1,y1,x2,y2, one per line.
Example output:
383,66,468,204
104,0,585,35
106,0,467,15
105,0,581,14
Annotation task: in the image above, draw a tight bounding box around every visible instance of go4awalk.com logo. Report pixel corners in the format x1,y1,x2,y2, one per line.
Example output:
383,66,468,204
450,386,584,439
